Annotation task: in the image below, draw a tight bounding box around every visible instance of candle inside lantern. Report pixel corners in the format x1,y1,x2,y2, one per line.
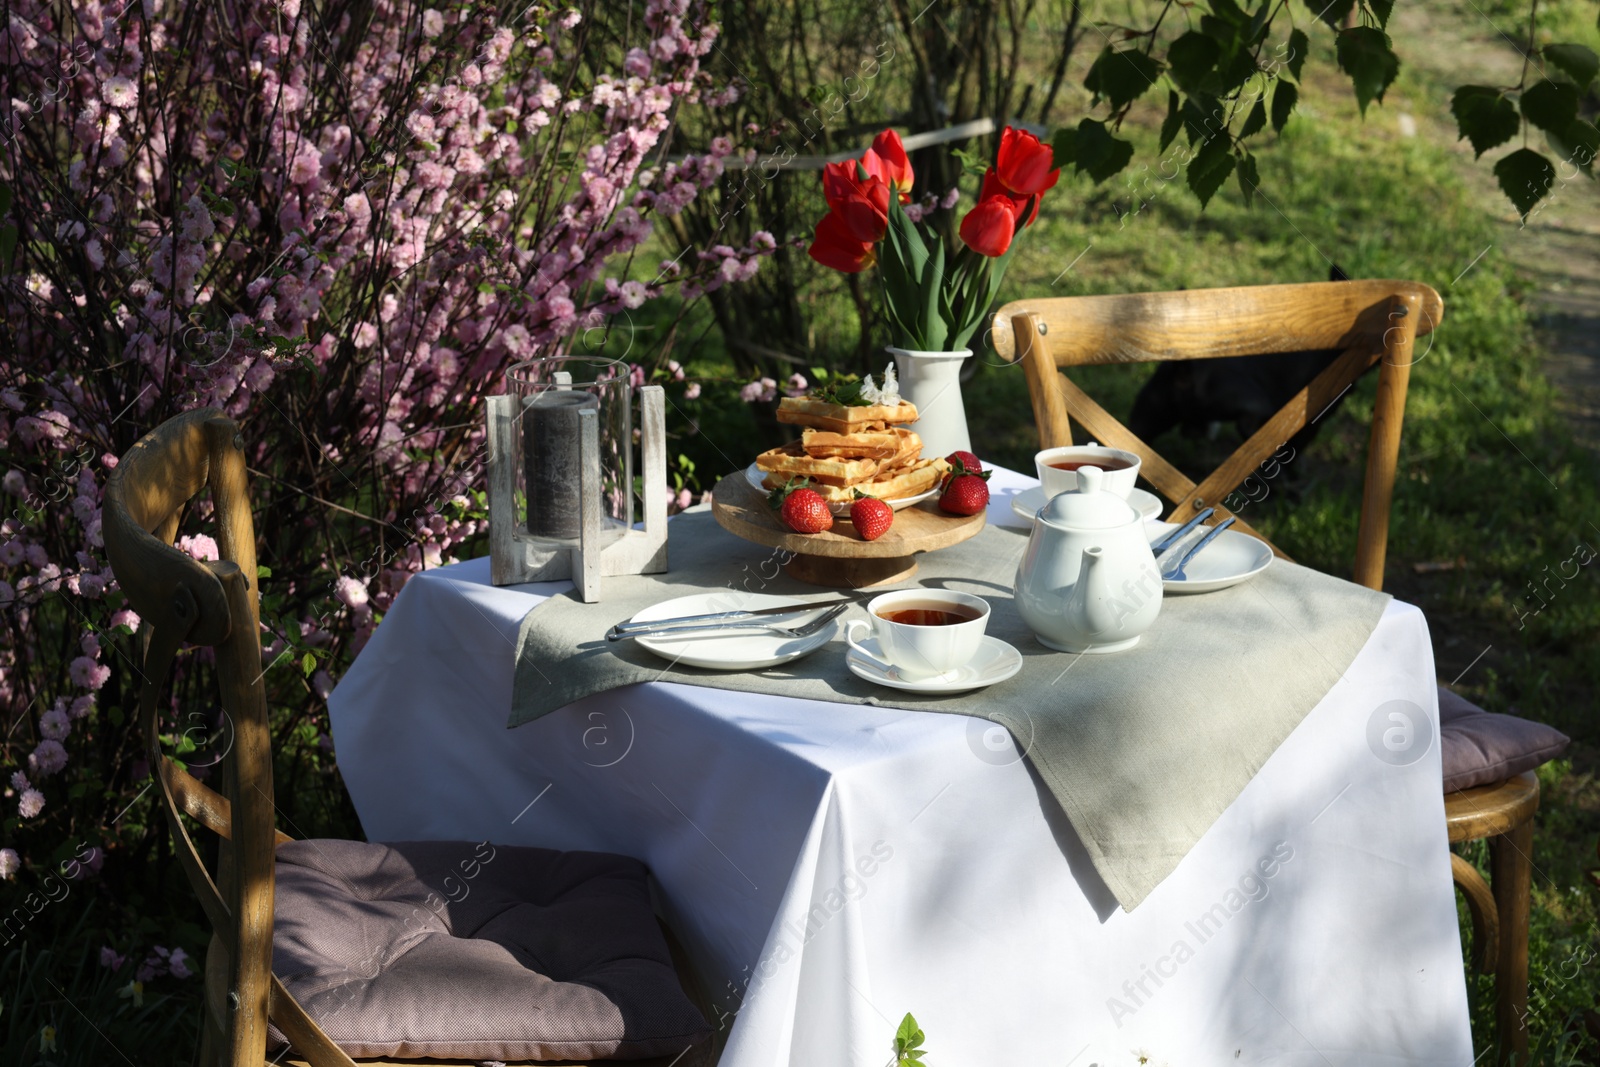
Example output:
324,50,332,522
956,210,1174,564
521,390,600,540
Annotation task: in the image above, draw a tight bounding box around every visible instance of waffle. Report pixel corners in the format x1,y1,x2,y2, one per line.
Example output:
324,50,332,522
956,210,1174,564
800,427,903,460
754,443,879,488
762,457,949,503
776,396,919,435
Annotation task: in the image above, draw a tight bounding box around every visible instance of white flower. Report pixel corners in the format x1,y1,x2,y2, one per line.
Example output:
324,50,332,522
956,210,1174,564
859,363,901,406
2,470,24,495
40,707,71,740
0,848,19,879
103,75,139,109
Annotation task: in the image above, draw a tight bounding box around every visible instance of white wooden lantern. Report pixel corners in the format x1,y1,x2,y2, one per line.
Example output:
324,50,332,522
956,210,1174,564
486,380,667,601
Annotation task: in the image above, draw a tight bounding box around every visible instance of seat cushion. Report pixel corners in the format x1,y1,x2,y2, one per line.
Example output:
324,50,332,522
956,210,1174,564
1438,685,1570,793
267,839,710,1061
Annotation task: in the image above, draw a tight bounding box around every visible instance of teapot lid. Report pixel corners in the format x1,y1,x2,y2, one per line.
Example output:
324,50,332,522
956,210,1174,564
1037,466,1140,529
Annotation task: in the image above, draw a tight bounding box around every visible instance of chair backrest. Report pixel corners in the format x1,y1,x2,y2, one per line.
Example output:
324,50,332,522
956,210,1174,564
989,280,1444,590
104,409,358,1067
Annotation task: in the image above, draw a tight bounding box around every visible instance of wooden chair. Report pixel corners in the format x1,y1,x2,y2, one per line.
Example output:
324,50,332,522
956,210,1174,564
990,281,1532,1063
103,408,718,1067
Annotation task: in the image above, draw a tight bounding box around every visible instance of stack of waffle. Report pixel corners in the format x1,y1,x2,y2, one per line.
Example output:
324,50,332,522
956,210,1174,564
756,397,949,504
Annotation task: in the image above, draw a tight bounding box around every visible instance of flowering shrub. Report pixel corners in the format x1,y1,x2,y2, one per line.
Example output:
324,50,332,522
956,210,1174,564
0,0,766,926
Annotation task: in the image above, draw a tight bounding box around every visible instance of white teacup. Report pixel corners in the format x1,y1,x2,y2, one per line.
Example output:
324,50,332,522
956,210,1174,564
845,590,990,680
1035,444,1141,500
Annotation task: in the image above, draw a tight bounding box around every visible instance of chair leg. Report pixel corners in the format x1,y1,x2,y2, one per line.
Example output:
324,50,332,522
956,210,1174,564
1490,819,1533,1065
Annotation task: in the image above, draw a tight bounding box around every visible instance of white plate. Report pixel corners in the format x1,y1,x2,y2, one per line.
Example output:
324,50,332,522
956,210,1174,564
744,462,940,515
846,635,1023,694
1147,521,1274,593
628,592,839,670
1010,485,1163,523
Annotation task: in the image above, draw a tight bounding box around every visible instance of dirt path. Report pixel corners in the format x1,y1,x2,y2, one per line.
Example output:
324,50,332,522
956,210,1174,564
1391,1,1600,452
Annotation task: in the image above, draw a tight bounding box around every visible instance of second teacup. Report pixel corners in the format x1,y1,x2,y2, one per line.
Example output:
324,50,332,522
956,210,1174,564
1036,444,1141,500
845,590,990,680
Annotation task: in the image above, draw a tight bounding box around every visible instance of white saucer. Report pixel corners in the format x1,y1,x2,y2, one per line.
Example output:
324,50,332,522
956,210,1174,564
1147,521,1274,593
845,635,1023,693
1011,485,1163,522
744,462,940,515
627,592,838,670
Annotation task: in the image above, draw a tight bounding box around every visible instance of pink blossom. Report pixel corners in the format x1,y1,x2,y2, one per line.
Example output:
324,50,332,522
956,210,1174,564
40,707,71,740
101,947,125,970
110,609,140,632
785,373,808,397
177,534,219,561
422,8,444,36
69,656,112,690
11,770,29,791
0,542,23,566
70,696,96,719
18,789,44,818
29,739,68,776
102,75,138,109
0,849,18,879
334,576,368,609
683,382,701,400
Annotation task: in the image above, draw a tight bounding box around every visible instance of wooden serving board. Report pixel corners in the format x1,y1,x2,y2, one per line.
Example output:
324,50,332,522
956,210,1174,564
710,471,985,587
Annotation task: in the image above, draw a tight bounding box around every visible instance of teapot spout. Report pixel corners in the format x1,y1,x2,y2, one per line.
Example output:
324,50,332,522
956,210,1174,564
1064,545,1147,653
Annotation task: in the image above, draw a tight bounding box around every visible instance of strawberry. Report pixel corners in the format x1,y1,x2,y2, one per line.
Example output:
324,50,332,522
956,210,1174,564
938,456,991,516
944,450,983,474
768,478,834,534
849,494,894,541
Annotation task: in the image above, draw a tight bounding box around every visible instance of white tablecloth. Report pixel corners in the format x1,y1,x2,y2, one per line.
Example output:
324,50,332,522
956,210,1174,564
329,468,1472,1065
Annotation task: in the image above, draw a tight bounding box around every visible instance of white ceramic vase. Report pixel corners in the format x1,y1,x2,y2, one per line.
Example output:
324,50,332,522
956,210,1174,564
888,346,972,459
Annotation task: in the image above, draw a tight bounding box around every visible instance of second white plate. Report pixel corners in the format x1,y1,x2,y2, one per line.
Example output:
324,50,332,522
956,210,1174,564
627,592,839,670
1148,521,1274,593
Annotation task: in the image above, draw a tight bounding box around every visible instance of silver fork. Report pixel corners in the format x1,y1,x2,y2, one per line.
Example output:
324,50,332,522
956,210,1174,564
1162,518,1236,581
607,603,848,642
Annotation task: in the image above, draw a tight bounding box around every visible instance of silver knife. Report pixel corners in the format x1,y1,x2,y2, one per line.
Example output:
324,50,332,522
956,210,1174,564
608,595,866,636
1150,507,1215,554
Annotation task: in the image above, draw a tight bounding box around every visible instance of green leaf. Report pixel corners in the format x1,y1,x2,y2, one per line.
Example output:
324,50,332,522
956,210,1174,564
1493,147,1555,217
1270,80,1298,132
1213,47,1260,95
1187,138,1237,208
1072,119,1134,183
1237,151,1260,207
1542,43,1599,88
1315,0,1356,29
1554,118,1599,173
1336,27,1400,115
1520,79,1579,135
1159,91,1184,151
1368,0,1394,29
1084,47,1163,110
1167,32,1221,93
301,651,317,677
895,1012,923,1048
921,238,947,352
1051,125,1077,170
1451,86,1521,158
257,565,272,578
1287,29,1310,81
1239,96,1267,139
1181,92,1225,145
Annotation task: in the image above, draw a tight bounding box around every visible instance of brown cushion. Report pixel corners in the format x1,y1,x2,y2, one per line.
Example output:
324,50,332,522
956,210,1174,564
1438,685,1569,793
267,839,710,1061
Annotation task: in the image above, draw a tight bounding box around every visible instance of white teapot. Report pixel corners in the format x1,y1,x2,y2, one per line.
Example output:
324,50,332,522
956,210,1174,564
1014,466,1163,653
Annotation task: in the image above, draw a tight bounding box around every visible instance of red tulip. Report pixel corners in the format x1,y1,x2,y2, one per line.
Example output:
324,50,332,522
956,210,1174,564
980,167,1039,227
821,161,890,242
994,126,1060,198
809,211,878,273
862,129,914,200
959,195,1019,257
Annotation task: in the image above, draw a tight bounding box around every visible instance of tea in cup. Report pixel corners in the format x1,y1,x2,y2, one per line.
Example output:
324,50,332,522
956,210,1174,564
1036,444,1141,499
845,590,990,679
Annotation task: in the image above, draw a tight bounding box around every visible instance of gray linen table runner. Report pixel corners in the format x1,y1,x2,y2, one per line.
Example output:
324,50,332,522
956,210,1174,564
510,509,1390,909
